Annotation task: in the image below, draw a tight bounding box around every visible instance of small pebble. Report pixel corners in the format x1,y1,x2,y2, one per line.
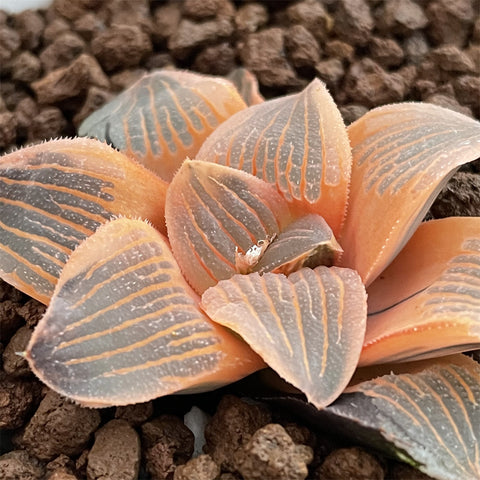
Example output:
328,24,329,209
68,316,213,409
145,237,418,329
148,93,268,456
141,414,194,480
426,0,474,46
0,450,45,480
46,454,78,480
169,18,234,60
193,42,236,76
0,112,17,149
0,373,38,430
430,45,476,73
344,58,406,107
87,419,141,480
378,0,428,35
2,325,32,376
318,447,384,480
234,423,313,480
14,10,45,50
28,106,68,142
174,454,220,480
235,3,268,34
32,54,109,105
204,395,271,472
286,0,333,42
11,51,42,83
18,390,101,461
285,24,321,69
39,32,86,72
430,171,480,218
333,0,374,46
91,25,152,72
114,401,154,427
369,36,405,68
238,27,300,88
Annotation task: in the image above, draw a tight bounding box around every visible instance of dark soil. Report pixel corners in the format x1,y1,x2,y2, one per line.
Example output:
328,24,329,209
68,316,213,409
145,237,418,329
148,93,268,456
0,1,479,479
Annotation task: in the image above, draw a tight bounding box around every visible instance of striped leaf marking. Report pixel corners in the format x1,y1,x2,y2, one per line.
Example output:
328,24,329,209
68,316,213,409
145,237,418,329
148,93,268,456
0,138,168,305
344,358,480,480
165,160,292,294
26,218,264,407
341,102,480,286
361,217,480,366
78,70,247,182
196,78,352,236
253,214,343,275
226,68,264,106
201,266,367,409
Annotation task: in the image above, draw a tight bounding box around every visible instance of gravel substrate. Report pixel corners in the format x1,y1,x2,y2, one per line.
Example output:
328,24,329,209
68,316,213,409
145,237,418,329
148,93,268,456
0,1,479,479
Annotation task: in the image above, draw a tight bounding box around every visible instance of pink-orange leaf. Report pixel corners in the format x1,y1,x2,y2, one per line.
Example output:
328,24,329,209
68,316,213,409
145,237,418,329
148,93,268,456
201,266,367,409
279,356,480,480
26,218,264,407
79,70,247,182
0,138,168,305
343,357,480,480
361,217,480,366
341,103,480,286
165,159,292,294
196,78,351,236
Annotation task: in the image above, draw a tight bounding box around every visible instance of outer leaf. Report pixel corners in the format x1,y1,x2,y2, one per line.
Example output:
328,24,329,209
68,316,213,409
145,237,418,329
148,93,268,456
0,138,168,305
201,266,367,409
264,356,480,480
361,217,480,366
165,160,292,294
26,218,264,407
341,103,480,286
79,70,247,182
343,358,480,480
196,78,352,236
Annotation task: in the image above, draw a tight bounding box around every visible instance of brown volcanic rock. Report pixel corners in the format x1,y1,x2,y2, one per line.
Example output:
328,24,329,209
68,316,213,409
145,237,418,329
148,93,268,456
17,390,101,461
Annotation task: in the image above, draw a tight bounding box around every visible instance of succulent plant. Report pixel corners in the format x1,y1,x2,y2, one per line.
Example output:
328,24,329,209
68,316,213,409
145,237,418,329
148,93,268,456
1,69,479,479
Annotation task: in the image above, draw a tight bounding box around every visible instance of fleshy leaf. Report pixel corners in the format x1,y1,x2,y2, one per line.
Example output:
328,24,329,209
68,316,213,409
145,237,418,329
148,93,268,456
165,159,292,294
342,358,480,480
227,68,264,106
79,70,247,182
361,217,480,366
26,218,264,407
201,266,367,409
196,78,351,236
0,138,168,305
341,103,480,286
263,356,480,480
253,214,343,275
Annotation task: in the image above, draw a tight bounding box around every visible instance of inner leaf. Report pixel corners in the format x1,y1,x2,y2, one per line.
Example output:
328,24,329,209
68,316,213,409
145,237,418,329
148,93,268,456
201,266,367,409
165,160,292,294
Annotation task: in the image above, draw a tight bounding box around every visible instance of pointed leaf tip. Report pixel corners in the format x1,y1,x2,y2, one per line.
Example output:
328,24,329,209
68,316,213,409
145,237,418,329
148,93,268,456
79,70,247,182
201,266,367,409
196,78,352,236
26,218,263,407
341,102,480,286
0,138,168,304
